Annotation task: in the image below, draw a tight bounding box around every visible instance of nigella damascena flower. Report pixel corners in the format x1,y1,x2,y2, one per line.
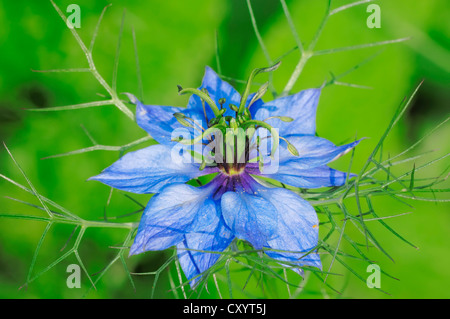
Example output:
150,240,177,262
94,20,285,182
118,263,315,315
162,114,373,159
89,66,360,286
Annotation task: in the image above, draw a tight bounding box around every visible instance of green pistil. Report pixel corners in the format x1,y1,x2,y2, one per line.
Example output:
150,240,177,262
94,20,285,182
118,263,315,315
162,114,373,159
238,61,281,115
177,86,221,118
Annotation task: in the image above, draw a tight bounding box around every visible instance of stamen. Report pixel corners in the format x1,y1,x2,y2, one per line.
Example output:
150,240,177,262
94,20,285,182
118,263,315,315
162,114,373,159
218,98,226,109
174,124,225,145
256,135,264,172
279,136,299,156
242,120,279,160
229,103,239,113
263,116,294,123
173,112,205,132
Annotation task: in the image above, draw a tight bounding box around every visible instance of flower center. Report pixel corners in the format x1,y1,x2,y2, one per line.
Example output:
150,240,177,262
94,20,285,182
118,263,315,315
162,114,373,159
173,62,300,173
215,133,250,176
219,165,246,176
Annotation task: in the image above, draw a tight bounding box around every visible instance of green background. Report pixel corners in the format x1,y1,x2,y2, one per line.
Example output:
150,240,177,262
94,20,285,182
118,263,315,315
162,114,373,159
0,0,449,298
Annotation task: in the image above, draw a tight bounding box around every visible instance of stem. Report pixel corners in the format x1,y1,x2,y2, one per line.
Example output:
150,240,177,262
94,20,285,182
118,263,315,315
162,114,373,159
280,0,331,97
280,51,311,97
50,0,135,120
280,0,304,54
42,135,153,159
0,214,137,229
246,0,277,96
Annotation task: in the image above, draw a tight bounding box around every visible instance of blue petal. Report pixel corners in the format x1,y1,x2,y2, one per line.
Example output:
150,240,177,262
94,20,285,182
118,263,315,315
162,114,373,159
177,208,234,287
125,93,185,145
254,89,321,136
89,144,217,194
221,190,277,249
187,67,264,120
187,66,241,120
247,136,360,176
130,68,264,137
277,136,361,169
176,241,199,285
257,187,322,270
129,184,217,255
248,136,360,187
265,165,355,188
248,92,265,118
202,66,241,105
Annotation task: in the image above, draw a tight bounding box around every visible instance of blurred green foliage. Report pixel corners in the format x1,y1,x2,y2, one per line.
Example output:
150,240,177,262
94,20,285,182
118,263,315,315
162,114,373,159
0,0,449,298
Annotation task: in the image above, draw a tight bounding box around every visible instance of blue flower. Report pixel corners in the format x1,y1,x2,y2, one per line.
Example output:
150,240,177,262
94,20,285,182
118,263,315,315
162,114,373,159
90,66,359,286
